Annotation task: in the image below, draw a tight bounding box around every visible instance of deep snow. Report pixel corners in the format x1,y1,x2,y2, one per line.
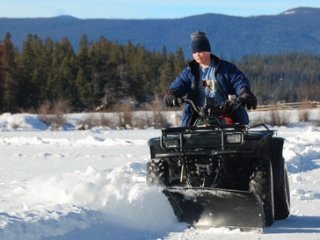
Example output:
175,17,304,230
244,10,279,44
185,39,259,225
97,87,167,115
0,112,320,240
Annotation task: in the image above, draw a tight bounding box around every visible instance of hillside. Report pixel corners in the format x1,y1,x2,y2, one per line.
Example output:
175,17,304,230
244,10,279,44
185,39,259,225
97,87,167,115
1,7,320,59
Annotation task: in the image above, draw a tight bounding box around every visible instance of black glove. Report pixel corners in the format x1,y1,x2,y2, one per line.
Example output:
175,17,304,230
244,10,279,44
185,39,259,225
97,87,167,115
239,88,257,110
163,92,179,107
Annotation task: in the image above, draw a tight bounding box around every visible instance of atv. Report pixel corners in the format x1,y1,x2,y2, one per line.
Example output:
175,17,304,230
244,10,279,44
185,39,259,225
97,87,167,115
146,98,290,230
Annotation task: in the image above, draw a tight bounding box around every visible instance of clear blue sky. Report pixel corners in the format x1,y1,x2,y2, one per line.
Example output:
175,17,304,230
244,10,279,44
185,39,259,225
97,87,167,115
1,0,320,19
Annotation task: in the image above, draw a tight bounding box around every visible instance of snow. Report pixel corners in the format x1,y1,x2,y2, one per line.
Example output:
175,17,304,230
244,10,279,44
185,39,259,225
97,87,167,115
0,112,320,239
282,10,296,15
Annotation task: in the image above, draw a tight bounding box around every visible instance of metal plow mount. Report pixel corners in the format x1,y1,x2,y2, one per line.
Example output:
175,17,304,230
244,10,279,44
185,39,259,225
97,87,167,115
163,187,264,231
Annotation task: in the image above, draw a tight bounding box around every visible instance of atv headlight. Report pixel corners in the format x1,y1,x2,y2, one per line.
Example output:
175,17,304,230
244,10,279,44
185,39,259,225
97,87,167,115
164,139,180,148
225,133,242,144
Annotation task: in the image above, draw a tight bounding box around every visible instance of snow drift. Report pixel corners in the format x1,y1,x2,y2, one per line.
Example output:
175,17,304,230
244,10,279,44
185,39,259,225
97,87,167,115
0,113,320,239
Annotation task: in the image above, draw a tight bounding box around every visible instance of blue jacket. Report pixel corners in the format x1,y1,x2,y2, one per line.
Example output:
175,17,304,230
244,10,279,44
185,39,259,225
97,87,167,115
169,54,250,126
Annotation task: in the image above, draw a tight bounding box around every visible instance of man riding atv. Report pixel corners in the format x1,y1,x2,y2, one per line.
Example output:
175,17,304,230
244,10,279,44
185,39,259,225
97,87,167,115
149,32,290,230
163,31,257,126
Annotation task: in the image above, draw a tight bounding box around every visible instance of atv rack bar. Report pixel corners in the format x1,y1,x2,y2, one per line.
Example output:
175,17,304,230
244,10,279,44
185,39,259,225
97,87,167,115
155,149,254,158
160,126,245,151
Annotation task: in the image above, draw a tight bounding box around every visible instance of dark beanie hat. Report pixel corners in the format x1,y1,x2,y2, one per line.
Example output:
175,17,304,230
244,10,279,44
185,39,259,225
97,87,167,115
191,31,211,53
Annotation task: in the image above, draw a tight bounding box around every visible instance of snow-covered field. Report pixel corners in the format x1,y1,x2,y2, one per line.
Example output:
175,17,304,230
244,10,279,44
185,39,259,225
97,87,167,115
0,111,320,240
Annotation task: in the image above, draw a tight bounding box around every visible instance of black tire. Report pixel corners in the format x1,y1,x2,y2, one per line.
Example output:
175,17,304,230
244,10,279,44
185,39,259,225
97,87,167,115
146,159,169,186
250,158,275,226
271,137,290,220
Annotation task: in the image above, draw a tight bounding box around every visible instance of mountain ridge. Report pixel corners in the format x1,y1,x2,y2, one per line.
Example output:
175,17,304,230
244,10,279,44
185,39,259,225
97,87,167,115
1,7,320,59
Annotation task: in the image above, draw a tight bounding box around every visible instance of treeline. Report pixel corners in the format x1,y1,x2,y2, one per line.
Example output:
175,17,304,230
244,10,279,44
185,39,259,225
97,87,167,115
238,53,320,104
0,32,185,113
1,32,320,113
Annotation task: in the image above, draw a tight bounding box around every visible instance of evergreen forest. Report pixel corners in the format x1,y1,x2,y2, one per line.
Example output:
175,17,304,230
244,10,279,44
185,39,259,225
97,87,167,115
1,32,320,113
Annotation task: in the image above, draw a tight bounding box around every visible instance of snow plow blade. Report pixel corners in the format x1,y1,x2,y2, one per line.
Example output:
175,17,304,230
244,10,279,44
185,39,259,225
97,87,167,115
163,187,264,230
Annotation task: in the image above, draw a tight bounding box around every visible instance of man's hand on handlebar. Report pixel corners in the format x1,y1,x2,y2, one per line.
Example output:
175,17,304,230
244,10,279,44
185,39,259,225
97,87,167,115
163,91,180,107
239,88,257,110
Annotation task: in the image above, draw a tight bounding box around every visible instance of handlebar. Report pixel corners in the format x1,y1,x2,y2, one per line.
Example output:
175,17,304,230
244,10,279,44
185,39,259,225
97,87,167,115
180,98,244,117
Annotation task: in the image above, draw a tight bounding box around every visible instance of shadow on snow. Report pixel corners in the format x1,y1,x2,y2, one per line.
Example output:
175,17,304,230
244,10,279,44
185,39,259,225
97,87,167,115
266,215,320,234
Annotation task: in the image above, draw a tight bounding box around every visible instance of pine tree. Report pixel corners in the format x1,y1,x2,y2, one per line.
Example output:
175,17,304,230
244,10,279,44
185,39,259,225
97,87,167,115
75,34,94,110
158,53,176,95
46,37,77,107
0,33,18,112
0,42,3,111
